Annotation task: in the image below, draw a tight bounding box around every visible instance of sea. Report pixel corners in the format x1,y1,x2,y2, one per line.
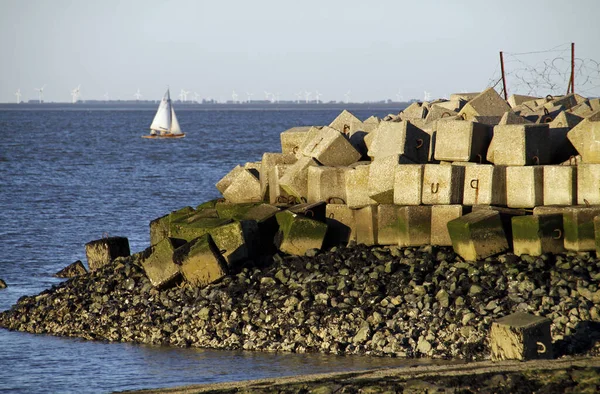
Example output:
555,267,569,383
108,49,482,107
0,104,426,393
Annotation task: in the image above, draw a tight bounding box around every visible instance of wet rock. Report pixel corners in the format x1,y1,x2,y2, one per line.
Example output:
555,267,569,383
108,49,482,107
54,260,87,278
0,278,6,289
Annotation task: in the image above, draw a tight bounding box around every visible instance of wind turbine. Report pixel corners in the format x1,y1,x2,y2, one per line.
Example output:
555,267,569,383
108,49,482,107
71,84,81,104
423,91,432,102
15,88,22,104
294,91,302,104
134,88,142,101
231,90,239,103
304,90,312,104
103,92,110,101
246,92,254,103
264,91,274,103
315,90,322,104
35,84,46,103
395,89,403,102
344,90,351,104
179,89,190,102
193,92,201,103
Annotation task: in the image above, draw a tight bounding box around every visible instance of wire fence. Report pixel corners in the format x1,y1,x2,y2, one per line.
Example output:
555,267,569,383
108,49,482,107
486,43,600,98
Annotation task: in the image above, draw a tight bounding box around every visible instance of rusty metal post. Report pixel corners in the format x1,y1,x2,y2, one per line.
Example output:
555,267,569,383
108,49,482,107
571,42,575,94
500,51,508,100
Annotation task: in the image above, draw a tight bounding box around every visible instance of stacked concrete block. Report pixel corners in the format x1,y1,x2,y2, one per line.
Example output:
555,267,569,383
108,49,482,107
562,206,600,251
302,126,361,166
280,126,311,157
508,94,540,108
354,205,378,246
216,165,244,194
140,238,182,288
307,166,349,204
487,124,551,165
424,104,458,123
421,164,465,205
394,164,424,205
259,153,297,200
400,102,428,121
511,214,565,256
209,220,259,267
548,111,581,163
567,110,600,163
85,236,131,271
577,164,600,205
595,216,600,258
275,210,328,255
498,110,532,125
377,204,400,245
325,204,355,246
278,156,319,201
368,155,405,204
447,210,509,261
431,205,464,246
397,206,432,247
328,109,362,135
176,234,228,287
222,168,262,203
298,126,324,157
543,166,576,206
434,120,491,162
345,163,377,208
506,166,544,208
458,87,511,121
490,312,553,361
367,121,430,163
268,164,292,204
150,206,195,246
169,217,233,243
462,164,507,206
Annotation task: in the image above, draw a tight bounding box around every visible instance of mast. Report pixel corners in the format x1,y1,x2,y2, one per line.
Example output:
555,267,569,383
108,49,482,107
149,89,172,132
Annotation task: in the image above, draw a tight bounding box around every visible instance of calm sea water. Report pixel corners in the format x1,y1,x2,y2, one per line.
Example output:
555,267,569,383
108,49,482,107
0,106,428,393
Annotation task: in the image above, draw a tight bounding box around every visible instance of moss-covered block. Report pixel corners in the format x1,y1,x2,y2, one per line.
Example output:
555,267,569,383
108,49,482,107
447,210,509,261
169,217,233,243
196,199,219,210
512,214,564,256
85,236,130,271
398,206,432,247
275,210,327,255
176,234,228,287
377,204,400,245
215,201,276,221
431,205,464,246
490,312,553,361
209,220,259,267
149,206,195,246
324,204,355,247
140,238,182,288
563,206,600,251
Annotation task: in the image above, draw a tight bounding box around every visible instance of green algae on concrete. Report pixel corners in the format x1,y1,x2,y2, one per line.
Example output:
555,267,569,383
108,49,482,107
169,217,233,243
209,220,259,267
215,201,278,221
431,205,464,246
176,234,228,287
140,237,182,289
275,210,327,255
377,204,400,245
149,206,195,246
511,214,564,256
84,236,131,271
447,210,508,261
397,206,432,247
563,206,600,251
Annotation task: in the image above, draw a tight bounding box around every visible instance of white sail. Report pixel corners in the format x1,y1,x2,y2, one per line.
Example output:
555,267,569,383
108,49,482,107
169,105,182,134
150,90,172,132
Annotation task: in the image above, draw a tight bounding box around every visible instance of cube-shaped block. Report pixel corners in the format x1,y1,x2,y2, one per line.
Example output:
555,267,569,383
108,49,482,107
141,238,182,288
377,204,400,245
216,165,244,194
176,234,228,287
369,155,404,204
487,124,551,165
506,166,544,208
215,201,278,221
447,210,509,261
85,236,130,271
307,166,349,204
275,210,328,255
577,164,600,205
354,205,378,246
458,87,511,121
394,164,424,205
398,206,432,247
268,164,292,204
463,164,507,206
567,112,600,163
367,121,430,163
259,153,297,200
280,126,311,156
421,164,465,205
542,165,576,206
328,109,362,134
279,156,319,200
209,220,259,267
431,205,464,246
222,168,262,203
169,216,232,243
563,206,600,251
150,206,195,246
490,312,553,361
301,126,361,166
434,120,491,162
345,163,377,209
511,215,564,256
324,204,355,247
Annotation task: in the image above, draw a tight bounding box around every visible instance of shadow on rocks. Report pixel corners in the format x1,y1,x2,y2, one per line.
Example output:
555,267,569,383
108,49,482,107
554,321,600,357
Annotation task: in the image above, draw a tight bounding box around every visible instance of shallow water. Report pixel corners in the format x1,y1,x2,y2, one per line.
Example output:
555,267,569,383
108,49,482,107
0,106,419,393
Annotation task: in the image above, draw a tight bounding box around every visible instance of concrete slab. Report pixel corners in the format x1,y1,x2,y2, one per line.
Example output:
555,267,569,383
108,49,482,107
278,156,319,201
434,120,491,162
577,164,600,205
447,210,509,261
259,153,297,200
377,204,400,245
563,206,600,251
511,214,565,256
140,238,182,289
431,205,465,246
85,236,130,271
394,164,424,205
458,87,511,121
298,126,324,158
345,163,377,209
280,126,311,157
421,164,465,205
490,312,553,361
354,205,378,246
543,165,576,206
222,168,263,203
169,217,233,243
303,126,362,166
424,104,458,123
176,234,228,287
487,124,551,165
506,166,544,208
307,166,349,204
367,120,430,163
567,110,600,163
275,210,327,255
397,206,432,247
463,164,507,206
288,201,327,222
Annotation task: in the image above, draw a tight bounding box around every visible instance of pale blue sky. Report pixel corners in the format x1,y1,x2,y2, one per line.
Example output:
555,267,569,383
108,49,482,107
1,0,599,103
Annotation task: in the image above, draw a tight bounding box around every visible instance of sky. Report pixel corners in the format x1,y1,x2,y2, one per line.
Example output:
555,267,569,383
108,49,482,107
1,0,599,103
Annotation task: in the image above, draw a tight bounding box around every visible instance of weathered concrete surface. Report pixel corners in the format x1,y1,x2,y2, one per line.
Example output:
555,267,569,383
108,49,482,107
215,165,244,194
324,203,355,246
209,220,259,267
447,210,509,261
394,164,424,205
307,166,349,204
487,124,551,165
506,166,544,208
421,164,465,205
275,210,327,255
176,234,228,287
278,156,319,201
54,260,87,278
458,87,511,121
508,94,540,108
567,109,600,163
562,206,600,251
511,214,564,256
150,206,196,245
345,163,377,209
354,205,377,246
577,164,600,205
397,205,432,247
222,168,262,203
140,237,182,288
328,109,362,135
377,204,400,245
280,126,311,157
368,155,404,204
367,120,430,163
259,152,297,200
543,165,576,206
268,164,292,204
490,312,553,361
85,236,130,271
548,111,582,163
434,120,491,162
462,164,507,206
301,126,361,166
431,205,464,246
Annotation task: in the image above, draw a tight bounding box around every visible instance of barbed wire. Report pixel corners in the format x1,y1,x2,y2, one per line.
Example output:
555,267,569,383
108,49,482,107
486,43,600,98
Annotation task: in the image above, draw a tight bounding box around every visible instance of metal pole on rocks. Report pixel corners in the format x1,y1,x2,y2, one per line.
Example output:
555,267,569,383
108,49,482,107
571,42,575,94
499,51,508,100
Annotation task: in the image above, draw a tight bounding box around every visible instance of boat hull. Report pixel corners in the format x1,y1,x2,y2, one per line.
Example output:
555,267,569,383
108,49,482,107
142,133,186,139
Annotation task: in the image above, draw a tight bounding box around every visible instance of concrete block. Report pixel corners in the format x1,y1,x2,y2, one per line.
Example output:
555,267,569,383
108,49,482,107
400,102,428,121
424,104,458,123
222,168,262,203
506,166,544,208
307,166,349,204
288,201,327,222
563,206,600,251
499,110,532,125
268,164,292,204
280,126,311,156
577,164,600,205
367,120,430,163
431,205,464,246
595,216,600,258
345,163,377,209
301,126,361,166
447,210,509,261
85,236,130,271
214,201,277,221
544,93,579,111
328,109,362,135
548,111,582,163
394,164,424,205
511,214,565,256
397,206,432,247
377,204,400,245
450,92,480,102
209,220,259,267
567,110,600,163
434,120,491,162
543,165,576,206
275,210,327,255
216,165,244,194
176,234,228,287
463,164,507,206
490,312,553,361
324,204,355,247
259,153,297,200
368,155,406,204
458,87,511,121
354,205,378,246
169,217,233,243
508,94,540,108
140,238,182,288
487,124,551,165
54,260,87,278
421,164,465,205
278,156,319,201
150,206,195,246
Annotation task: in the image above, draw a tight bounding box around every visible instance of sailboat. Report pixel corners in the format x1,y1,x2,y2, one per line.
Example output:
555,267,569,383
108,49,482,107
143,89,185,139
